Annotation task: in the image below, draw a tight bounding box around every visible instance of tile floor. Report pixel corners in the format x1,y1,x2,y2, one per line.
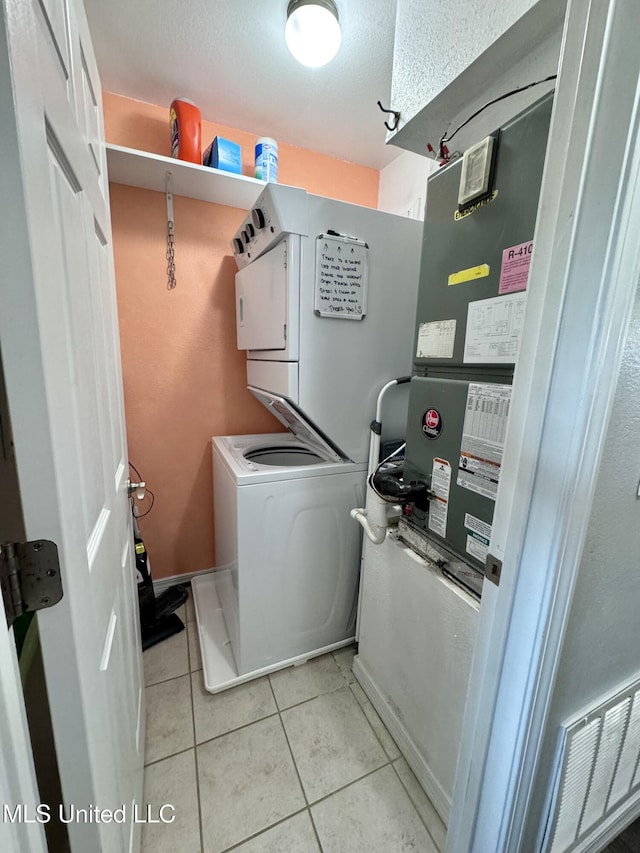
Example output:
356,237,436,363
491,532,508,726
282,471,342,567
141,593,446,853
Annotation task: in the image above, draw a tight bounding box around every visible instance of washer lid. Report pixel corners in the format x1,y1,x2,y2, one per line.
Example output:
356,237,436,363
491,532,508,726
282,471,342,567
248,387,347,462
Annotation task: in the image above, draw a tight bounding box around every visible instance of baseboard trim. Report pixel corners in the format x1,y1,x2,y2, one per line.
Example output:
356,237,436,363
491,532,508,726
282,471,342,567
152,566,216,595
353,654,451,825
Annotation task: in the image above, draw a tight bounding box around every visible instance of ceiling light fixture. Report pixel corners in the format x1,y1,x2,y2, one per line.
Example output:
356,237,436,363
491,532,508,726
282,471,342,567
285,0,341,69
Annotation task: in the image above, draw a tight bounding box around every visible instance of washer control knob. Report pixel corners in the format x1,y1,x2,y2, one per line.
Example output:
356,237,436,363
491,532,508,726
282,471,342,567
233,237,244,254
246,223,255,238
252,207,266,229
242,230,250,244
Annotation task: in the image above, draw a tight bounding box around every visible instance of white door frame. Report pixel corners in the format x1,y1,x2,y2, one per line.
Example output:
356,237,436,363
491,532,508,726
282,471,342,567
0,625,47,853
448,0,640,850
0,7,50,850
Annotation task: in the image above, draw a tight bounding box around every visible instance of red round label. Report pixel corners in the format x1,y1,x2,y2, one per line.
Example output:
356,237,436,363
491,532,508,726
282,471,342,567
421,408,443,439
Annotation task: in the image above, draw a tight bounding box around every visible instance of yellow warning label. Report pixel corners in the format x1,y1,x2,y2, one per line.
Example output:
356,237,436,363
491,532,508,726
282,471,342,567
448,264,490,286
135,543,145,555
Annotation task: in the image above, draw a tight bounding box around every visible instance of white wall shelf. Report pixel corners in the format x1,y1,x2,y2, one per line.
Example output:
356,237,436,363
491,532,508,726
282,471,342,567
106,144,266,209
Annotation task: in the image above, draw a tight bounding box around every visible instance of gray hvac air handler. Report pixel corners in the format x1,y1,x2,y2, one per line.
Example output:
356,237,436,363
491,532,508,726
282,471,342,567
400,92,554,596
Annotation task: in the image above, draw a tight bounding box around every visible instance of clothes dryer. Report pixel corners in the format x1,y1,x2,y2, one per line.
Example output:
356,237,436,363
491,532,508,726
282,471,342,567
192,427,365,693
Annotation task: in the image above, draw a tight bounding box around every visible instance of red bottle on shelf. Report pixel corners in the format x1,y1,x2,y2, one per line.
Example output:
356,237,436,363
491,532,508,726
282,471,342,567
169,98,201,164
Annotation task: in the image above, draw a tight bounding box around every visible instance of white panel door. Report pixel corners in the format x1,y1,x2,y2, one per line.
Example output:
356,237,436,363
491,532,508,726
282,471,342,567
0,0,144,851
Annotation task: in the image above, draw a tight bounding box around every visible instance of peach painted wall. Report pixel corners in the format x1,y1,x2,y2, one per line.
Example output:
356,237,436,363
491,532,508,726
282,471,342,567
106,93,380,580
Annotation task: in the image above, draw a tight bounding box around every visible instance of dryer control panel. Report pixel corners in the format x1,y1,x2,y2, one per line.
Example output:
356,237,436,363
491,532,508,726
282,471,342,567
231,183,310,269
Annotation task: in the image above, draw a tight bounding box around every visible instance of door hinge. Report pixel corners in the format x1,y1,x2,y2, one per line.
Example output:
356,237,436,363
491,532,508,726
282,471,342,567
284,323,287,342
0,541,63,630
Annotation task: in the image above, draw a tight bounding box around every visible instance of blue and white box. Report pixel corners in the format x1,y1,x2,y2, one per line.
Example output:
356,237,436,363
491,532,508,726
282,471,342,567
203,137,242,174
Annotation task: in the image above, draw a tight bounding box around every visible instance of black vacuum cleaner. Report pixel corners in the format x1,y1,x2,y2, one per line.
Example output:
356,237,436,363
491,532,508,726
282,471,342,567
133,512,187,650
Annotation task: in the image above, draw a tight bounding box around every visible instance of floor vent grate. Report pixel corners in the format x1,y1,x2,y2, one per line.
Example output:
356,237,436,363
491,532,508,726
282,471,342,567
542,676,640,852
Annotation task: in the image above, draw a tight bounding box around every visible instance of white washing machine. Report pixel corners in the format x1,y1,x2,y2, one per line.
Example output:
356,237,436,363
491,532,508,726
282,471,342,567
192,421,366,693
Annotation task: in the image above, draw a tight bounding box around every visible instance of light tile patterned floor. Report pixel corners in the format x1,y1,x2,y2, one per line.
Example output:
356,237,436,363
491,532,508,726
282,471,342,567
141,593,446,853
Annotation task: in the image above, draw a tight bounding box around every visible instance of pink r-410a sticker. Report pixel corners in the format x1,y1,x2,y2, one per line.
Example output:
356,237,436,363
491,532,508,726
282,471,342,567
499,240,533,294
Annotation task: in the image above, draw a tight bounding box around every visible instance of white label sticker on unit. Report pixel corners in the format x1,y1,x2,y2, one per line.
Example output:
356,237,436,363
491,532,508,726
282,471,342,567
466,532,489,563
464,513,492,541
428,458,451,538
416,319,456,359
463,292,527,363
457,384,512,501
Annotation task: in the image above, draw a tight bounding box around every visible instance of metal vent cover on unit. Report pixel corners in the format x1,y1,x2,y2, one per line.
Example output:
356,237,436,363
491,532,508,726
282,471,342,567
541,677,640,852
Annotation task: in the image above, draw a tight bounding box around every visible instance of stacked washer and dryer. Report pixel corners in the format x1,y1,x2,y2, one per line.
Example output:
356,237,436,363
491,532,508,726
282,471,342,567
192,183,421,693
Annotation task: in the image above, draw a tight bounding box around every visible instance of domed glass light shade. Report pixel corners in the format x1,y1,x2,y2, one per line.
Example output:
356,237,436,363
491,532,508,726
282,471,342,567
285,0,342,68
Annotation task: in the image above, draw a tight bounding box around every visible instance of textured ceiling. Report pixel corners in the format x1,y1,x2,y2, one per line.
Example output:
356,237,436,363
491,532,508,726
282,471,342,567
84,0,402,171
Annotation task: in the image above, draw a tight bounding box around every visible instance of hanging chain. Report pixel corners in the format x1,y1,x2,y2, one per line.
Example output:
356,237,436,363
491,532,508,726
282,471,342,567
165,172,177,290
166,221,176,290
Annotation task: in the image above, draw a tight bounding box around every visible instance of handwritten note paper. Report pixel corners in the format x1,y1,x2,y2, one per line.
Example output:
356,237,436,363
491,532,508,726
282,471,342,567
314,233,368,320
